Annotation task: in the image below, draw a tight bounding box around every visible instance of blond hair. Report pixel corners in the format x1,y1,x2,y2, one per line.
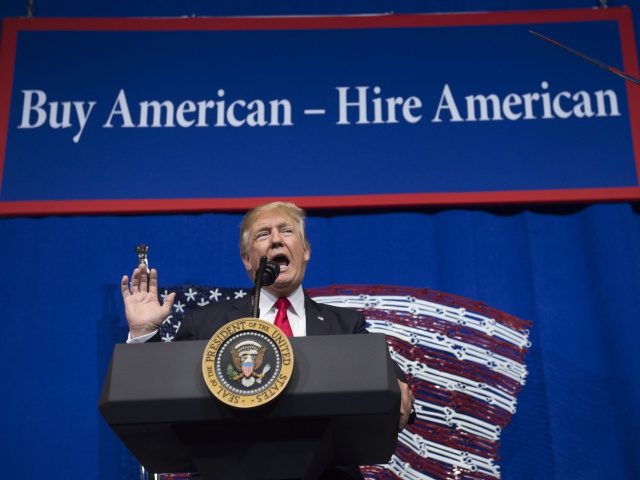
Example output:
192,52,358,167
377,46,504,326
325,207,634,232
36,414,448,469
239,201,310,255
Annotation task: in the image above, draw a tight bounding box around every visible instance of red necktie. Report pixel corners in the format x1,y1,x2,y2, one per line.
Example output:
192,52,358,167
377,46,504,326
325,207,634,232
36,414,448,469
274,297,293,337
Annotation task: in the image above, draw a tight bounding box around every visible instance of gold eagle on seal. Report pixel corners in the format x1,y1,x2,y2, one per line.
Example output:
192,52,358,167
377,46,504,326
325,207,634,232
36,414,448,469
228,340,270,387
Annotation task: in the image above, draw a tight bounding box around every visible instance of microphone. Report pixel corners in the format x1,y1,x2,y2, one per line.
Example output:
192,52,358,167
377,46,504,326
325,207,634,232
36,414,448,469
251,256,280,318
262,260,280,287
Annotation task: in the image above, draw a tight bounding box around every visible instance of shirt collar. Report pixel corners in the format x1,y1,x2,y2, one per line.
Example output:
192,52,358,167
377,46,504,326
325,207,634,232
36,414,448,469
260,284,304,315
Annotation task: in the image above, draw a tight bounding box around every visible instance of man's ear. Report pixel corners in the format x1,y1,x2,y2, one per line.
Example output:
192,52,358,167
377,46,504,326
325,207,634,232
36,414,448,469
242,253,252,272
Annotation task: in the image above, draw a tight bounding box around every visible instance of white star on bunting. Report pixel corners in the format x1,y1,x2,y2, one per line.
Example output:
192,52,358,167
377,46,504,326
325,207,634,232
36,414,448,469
184,288,197,302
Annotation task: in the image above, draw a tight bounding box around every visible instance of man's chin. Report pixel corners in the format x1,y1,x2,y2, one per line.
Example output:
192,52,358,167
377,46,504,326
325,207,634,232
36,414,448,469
267,277,298,296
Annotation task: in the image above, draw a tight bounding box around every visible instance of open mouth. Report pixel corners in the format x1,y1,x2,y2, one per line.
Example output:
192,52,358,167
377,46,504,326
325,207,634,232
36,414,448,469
270,254,290,269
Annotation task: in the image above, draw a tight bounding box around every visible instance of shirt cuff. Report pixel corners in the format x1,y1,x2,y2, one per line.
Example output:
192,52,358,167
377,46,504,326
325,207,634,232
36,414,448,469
126,330,157,343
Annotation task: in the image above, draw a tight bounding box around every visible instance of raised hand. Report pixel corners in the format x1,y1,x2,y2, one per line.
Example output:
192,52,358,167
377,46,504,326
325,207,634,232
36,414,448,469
120,264,175,338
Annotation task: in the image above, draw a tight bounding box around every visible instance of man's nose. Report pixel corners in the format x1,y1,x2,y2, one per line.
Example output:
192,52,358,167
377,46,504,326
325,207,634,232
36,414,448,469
270,229,284,247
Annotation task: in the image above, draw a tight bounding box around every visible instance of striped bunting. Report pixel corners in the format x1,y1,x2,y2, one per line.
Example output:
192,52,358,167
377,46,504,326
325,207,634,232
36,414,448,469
307,285,531,480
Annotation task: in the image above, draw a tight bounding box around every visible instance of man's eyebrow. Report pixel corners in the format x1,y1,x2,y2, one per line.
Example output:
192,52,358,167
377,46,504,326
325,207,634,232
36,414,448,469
252,220,294,231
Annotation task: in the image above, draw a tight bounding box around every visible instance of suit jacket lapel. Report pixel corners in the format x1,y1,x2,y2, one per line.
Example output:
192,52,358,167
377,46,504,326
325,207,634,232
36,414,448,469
304,294,331,336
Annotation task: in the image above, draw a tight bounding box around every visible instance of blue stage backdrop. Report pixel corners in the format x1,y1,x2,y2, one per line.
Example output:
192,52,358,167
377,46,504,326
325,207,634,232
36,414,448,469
0,2,639,480
1,8,640,215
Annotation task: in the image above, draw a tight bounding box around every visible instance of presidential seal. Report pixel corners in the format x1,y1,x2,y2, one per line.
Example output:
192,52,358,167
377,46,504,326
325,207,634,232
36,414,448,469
202,318,294,408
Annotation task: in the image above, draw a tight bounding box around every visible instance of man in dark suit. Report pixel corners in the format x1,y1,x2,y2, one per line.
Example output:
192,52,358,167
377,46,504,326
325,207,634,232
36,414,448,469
120,202,414,464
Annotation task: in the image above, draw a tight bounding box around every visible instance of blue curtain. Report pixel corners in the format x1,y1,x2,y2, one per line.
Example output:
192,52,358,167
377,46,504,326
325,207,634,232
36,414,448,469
1,203,638,478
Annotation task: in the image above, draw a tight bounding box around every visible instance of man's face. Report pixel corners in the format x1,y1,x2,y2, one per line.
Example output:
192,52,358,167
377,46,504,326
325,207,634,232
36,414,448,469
242,208,311,297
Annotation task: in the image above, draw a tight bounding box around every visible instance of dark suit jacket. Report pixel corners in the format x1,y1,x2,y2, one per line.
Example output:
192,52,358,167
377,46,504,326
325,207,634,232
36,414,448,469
173,292,367,341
